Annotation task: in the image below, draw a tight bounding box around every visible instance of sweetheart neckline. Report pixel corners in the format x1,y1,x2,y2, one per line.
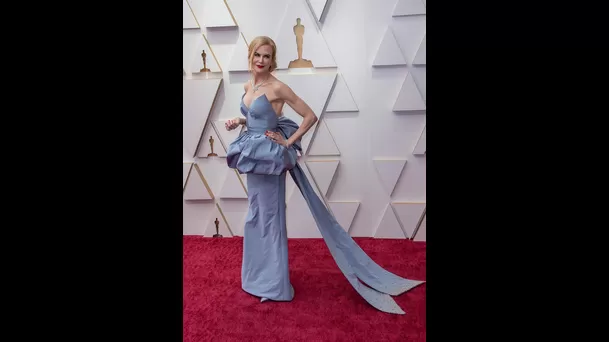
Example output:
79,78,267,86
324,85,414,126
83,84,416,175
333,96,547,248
241,93,283,117
241,93,269,111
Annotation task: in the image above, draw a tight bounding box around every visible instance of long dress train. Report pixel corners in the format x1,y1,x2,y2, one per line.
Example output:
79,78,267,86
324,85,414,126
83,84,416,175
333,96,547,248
227,94,424,314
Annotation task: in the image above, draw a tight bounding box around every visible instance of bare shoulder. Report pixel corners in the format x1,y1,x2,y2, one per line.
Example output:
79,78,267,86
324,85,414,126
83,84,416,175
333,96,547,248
271,78,296,99
271,77,287,91
243,81,250,93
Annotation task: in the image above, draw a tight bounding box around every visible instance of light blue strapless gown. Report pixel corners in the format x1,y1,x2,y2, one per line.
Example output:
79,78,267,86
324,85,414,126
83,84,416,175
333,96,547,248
226,93,424,314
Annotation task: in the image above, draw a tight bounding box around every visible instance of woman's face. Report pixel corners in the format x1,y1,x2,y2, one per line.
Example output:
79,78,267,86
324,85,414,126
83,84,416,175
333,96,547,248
252,44,273,74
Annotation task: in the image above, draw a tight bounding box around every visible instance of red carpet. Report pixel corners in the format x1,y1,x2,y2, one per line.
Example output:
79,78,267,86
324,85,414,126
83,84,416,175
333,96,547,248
183,236,426,342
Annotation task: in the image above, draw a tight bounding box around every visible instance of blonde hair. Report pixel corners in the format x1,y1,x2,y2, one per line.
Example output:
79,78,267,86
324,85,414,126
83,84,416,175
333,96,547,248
248,36,277,72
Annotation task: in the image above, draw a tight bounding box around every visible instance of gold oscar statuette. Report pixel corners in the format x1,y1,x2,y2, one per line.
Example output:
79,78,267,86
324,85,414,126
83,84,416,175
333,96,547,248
288,18,314,68
207,136,218,157
200,50,211,72
212,217,222,238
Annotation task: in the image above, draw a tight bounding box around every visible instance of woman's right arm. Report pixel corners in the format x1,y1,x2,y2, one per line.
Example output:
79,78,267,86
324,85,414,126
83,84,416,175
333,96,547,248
240,82,249,125
225,83,249,130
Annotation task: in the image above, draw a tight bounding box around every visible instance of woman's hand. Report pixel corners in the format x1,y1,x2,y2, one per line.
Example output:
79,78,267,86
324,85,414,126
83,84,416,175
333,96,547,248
265,130,290,148
225,117,242,131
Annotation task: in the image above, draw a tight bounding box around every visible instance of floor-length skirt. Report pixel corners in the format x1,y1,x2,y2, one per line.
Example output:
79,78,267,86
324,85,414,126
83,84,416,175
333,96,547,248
241,172,294,301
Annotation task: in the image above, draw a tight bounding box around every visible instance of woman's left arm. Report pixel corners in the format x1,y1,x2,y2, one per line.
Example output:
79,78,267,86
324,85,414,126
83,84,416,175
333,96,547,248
275,82,318,147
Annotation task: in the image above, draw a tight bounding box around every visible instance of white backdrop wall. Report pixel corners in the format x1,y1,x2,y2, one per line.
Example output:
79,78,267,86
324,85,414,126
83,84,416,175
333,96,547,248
183,0,426,240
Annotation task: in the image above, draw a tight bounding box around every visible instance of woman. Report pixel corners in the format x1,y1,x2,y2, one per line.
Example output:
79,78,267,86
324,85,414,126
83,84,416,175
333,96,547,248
224,36,424,315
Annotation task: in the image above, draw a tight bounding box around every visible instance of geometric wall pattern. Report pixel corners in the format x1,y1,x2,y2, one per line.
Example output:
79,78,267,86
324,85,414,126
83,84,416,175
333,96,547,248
412,125,426,155
203,204,235,237
184,0,426,240
325,73,358,113
412,34,426,65
274,0,337,69
392,202,426,238
392,0,426,17
183,163,214,200
183,0,199,29
393,72,426,111
373,158,407,196
183,30,222,74
372,27,407,67
189,0,236,28
183,162,193,188
306,0,330,22
306,160,339,196
183,79,222,158
412,210,426,241
328,201,360,233
374,204,407,239
308,120,340,156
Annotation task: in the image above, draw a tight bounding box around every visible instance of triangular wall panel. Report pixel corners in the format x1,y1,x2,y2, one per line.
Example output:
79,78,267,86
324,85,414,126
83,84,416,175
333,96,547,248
287,186,322,238
213,120,242,151
183,79,222,158
374,204,407,238
222,209,248,237
306,0,330,22
183,30,222,74
413,34,426,65
273,0,337,69
328,201,360,233
189,33,223,73
372,27,407,67
391,202,426,238
183,0,199,29
372,158,407,196
308,120,340,156
390,16,427,64
197,121,227,158
189,0,237,28
184,147,193,162
326,73,358,112
205,36,239,73
413,212,426,241
183,163,215,200
413,125,426,155
203,204,234,237
393,72,426,111
183,30,200,74
228,33,250,72
409,66,426,101
219,169,248,199
305,160,339,196
392,0,426,17
183,162,193,189
225,0,287,44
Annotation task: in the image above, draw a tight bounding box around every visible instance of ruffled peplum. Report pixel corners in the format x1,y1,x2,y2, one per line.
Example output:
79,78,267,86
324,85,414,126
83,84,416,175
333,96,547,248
227,116,302,176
